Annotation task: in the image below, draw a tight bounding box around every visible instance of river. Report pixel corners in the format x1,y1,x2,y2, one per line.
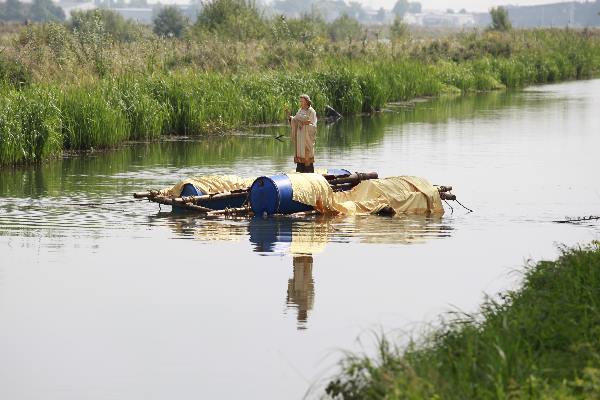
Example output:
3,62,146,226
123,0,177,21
1,80,599,399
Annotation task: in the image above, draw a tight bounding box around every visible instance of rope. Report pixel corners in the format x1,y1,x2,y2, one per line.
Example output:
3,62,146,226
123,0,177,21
444,199,454,214
69,199,138,206
455,199,474,213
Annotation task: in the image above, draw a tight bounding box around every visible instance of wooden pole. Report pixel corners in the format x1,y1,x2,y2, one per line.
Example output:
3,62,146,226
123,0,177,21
327,172,378,186
206,207,253,216
173,191,248,204
149,195,215,212
440,192,456,201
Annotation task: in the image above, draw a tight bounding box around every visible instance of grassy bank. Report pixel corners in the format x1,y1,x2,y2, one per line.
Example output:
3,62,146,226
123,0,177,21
1,28,600,166
326,242,600,399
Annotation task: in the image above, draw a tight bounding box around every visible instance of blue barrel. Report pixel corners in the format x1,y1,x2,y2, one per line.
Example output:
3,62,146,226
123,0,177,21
250,175,313,216
175,183,246,212
180,183,204,197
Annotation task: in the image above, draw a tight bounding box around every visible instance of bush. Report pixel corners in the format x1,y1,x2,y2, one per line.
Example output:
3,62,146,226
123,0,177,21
328,15,363,43
70,9,146,43
284,13,327,43
194,0,268,40
0,57,31,87
153,6,189,38
489,6,512,32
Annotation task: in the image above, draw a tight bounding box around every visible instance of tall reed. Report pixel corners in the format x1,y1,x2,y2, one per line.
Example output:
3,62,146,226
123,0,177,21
60,87,129,150
0,87,62,165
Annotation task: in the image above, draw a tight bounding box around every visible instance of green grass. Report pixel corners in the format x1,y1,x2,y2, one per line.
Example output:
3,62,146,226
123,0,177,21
0,87,62,165
105,77,170,140
0,28,600,166
60,86,129,150
325,242,600,399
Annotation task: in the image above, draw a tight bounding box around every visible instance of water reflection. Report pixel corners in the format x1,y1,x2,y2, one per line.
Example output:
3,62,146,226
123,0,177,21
248,217,331,254
145,212,453,329
243,215,453,329
288,255,314,330
249,217,330,329
151,212,454,250
151,213,248,241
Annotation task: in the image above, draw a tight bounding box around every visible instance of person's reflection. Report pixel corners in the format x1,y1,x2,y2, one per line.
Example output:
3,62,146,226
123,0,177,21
246,214,453,329
249,216,327,330
287,255,315,330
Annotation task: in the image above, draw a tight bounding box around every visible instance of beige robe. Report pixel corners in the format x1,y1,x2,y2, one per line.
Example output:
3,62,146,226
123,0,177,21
290,107,317,164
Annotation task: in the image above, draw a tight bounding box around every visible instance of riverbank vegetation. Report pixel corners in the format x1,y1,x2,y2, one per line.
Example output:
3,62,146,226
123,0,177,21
1,1,600,165
325,242,600,399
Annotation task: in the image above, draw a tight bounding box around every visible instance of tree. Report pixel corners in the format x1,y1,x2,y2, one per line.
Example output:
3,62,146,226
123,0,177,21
392,0,409,17
153,6,188,38
489,6,512,31
195,0,268,40
0,0,26,22
71,9,144,42
347,1,366,21
328,14,362,42
29,0,65,22
376,7,386,22
408,2,422,14
389,15,407,41
285,12,327,43
388,15,407,58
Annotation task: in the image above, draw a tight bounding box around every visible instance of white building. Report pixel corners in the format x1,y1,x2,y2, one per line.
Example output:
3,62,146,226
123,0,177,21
404,11,476,28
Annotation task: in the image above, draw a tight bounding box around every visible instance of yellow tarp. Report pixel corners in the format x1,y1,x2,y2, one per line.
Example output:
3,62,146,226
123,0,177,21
289,218,329,255
156,172,444,216
287,173,444,216
159,175,256,197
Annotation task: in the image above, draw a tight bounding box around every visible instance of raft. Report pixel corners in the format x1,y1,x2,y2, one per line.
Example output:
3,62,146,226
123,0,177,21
133,169,457,217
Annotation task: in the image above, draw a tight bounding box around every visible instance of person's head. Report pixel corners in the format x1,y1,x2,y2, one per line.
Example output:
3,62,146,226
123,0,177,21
299,94,312,109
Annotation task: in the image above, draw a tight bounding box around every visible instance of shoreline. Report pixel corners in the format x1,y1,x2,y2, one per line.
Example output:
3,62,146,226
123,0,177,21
0,81,580,171
326,242,600,399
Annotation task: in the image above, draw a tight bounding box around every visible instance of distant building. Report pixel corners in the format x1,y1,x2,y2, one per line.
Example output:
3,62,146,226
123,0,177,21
56,0,97,19
110,6,153,23
474,1,600,28
405,11,476,27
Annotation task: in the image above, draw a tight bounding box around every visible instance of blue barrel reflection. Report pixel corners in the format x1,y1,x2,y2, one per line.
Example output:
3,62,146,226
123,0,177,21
248,216,293,253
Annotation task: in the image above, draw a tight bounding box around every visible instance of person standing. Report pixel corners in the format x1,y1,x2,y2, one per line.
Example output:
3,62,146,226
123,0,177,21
287,94,317,173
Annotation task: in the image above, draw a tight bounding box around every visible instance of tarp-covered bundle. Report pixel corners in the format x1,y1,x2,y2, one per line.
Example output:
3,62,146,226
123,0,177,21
287,173,444,216
152,172,443,216
159,175,256,197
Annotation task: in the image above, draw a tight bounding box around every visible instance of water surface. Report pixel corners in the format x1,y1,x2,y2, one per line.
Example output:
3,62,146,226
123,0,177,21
1,80,599,399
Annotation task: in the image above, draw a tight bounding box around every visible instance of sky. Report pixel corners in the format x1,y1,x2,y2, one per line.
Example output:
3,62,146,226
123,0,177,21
156,0,584,14
362,0,582,12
